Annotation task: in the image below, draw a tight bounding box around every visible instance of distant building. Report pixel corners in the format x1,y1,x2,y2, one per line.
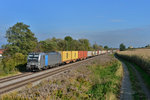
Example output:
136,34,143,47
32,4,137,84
0,49,5,57
128,46,133,49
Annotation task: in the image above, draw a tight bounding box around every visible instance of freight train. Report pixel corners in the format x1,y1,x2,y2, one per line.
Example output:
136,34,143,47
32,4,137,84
26,50,111,71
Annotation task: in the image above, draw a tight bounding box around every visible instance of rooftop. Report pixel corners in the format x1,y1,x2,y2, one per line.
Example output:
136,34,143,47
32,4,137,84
0,49,5,54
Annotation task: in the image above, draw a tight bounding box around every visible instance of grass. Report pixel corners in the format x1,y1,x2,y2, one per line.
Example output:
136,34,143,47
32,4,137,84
131,62,150,90
0,71,21,78
87,60,123,100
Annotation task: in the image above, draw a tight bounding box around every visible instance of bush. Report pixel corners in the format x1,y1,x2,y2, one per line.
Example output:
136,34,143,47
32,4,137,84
2,53,27,74
2,57,15,74
13,53,27,66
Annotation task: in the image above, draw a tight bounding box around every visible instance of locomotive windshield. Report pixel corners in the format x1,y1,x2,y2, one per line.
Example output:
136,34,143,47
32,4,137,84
27,54,39,62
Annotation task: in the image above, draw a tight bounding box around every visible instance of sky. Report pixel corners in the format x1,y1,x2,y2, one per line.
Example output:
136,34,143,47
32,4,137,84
0,0,150,48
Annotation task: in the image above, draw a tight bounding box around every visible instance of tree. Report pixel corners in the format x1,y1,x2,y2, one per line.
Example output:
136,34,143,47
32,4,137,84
57,39,66,51
99,45,104,50
64,36,73,50
78,39,91,50
64,36,73,42
38,39,58,52
120,43,126,51
70,40,80,50
5,22,37,55
104,45,109,50
145,44,150,48
93,43,99,50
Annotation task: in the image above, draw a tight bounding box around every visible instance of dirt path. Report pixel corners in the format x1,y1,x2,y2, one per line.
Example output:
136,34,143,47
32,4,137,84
120,59,150,100
129,63,150,99
120,62,133,100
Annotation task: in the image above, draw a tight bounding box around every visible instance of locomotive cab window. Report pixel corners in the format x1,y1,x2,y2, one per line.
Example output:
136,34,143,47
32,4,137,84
27,54,39,62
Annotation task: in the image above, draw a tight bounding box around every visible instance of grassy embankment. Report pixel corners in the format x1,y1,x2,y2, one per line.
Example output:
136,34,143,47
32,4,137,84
116,49,150,89
1,55,123,100
87,59,123,100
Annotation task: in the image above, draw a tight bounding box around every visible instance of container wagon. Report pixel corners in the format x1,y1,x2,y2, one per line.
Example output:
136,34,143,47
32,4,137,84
97,50,99,55
93,51,97,56
60,51,72,63
95,51,98,55
101,50,107,54
99,50,102,55
78,51,84,60
87,51,92,57
83,51,87,59
71,51,78,62
92,51,95,56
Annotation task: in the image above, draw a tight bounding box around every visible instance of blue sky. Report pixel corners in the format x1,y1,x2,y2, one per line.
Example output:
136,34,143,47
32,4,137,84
0,0,150,48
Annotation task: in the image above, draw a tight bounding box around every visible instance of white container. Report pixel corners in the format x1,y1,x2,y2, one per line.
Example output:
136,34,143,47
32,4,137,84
87,51,92,57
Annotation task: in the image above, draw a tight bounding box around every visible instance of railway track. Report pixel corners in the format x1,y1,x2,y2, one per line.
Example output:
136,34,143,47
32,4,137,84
0,73,33,83
0,56,97,95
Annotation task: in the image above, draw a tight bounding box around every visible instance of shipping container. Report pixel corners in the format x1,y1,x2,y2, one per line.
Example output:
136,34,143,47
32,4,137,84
95,51,98,55
78,51,87,59
71,51,78,60
78,51,84,60
102,50,107,54
87,51,92,57
99,50,102,55
101,50,104,54
60,51,72,63
93,51,97,56
97,50,99,55
91,51,94,56
83,51,87,58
